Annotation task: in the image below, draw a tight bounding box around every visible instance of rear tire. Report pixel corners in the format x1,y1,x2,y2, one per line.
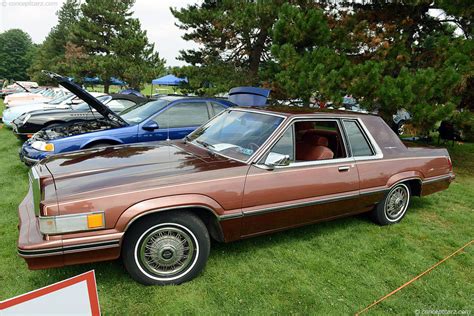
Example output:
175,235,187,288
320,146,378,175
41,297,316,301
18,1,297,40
122,211,210,285
371,183,410,225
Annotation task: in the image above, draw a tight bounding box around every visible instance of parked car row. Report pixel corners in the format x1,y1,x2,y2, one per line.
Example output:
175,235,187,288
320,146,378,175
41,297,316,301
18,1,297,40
3,72,454,286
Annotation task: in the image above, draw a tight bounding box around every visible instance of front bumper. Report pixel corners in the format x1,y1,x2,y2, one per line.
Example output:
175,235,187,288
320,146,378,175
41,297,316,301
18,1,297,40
17,186,123,270
19,146,42,166
19,143,50,166
12,123,31,140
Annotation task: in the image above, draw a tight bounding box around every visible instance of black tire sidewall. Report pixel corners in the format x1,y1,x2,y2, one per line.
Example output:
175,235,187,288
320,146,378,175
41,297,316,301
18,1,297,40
122,211,210,285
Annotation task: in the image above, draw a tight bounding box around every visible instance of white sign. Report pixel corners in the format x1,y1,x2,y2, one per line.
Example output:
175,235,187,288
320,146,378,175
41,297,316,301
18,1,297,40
0,270,100,315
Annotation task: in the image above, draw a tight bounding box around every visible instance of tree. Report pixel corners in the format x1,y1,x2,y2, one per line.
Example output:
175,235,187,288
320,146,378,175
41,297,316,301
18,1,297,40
271,1,473,135
0,29,35,80
171,0,286,93
28,0,81,84
71,0,164,92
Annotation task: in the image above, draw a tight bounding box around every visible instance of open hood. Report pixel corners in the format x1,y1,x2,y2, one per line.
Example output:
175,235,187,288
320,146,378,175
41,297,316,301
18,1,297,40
42,71,128,127
228,86,270,107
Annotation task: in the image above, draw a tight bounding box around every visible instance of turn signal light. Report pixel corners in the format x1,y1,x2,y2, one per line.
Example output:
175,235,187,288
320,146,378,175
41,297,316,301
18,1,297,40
87,213,104,229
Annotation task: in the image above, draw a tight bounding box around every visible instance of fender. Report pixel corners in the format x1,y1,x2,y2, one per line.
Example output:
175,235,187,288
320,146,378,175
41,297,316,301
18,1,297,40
80,136,124,149
386,171,424,189
115,194,228,232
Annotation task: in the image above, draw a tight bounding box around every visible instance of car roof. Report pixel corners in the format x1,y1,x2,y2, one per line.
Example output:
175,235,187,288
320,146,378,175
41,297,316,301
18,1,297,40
159,95,228,102
233,106,377,118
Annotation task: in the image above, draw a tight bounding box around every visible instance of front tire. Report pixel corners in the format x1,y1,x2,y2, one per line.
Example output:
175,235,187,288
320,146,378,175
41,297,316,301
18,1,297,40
122,211,210,285
371,183,410,225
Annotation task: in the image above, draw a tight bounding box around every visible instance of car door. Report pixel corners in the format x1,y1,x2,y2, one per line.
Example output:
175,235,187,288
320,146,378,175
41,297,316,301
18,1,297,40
138,101,212,142
241,118,360,237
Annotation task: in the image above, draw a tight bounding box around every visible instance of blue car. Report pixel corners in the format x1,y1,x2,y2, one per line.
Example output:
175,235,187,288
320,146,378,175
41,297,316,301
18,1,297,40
20,72,269,165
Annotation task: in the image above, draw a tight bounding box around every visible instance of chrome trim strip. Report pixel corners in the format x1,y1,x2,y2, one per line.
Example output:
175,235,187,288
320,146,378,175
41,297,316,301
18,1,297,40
218,186,394,221
242,193,359,217
18,239,120,258
422,174,453,184
345,118,384,161
218,213,243,221
29,167,41,216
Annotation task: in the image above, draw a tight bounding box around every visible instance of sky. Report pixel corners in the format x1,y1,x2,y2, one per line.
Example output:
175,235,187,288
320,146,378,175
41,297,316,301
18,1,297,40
0,0,199,66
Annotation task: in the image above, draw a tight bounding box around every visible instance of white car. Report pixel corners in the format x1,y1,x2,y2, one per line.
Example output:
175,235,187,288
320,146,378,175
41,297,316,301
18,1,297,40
2,92,106,127
4,88,67,108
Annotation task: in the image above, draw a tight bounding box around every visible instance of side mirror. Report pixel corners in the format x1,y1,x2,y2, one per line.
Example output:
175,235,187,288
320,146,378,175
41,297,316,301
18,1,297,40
272,154,291,166
142,121,159,131
256,154,291,171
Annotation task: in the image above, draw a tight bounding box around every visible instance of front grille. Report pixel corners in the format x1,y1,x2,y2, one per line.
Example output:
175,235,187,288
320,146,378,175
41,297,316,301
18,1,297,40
28,167,41,216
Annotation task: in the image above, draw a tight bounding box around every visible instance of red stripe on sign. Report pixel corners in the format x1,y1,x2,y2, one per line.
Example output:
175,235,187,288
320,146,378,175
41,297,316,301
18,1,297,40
0,270,100,315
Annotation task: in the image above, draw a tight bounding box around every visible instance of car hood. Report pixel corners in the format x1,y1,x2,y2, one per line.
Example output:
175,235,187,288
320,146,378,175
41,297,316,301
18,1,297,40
40,141,245,200
42,71,128,127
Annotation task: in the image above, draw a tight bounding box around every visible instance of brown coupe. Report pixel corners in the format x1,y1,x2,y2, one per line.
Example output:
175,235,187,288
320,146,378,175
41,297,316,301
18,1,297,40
18,108,454,285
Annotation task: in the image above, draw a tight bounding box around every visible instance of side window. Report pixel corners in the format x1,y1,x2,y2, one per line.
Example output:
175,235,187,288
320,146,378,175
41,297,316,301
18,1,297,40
264,126,295,165
107,99,136,113
154,102,210,128
210,102,226,116
264,119,346,165
343,120,374,156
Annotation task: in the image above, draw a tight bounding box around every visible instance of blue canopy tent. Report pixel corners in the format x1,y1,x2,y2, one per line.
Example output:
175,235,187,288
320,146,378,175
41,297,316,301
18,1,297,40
151,74,187,96
152,74,187,86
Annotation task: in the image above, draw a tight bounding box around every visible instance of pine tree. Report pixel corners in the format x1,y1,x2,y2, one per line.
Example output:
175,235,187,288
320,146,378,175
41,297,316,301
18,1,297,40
72,0,164,92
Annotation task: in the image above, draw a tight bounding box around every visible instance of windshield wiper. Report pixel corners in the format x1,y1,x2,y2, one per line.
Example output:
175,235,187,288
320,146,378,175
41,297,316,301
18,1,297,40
195,139,216,156
195,139,215,150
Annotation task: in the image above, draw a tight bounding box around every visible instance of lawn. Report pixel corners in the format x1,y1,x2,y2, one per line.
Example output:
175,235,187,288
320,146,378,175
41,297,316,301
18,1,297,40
0,98,472,314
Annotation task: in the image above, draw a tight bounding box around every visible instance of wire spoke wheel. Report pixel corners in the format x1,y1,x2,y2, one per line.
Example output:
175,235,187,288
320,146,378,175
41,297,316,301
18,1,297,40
138,225,197,278
384,185,409,220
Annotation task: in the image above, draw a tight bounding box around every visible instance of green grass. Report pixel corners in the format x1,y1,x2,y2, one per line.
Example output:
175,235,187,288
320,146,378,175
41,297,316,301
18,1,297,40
0,98,472,314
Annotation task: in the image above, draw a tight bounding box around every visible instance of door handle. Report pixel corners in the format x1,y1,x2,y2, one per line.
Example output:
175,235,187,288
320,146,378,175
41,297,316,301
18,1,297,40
338,166,350,172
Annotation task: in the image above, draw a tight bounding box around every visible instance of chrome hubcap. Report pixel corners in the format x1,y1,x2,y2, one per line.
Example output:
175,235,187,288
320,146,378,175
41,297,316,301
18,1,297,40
139,226,195,277
385,186,408,220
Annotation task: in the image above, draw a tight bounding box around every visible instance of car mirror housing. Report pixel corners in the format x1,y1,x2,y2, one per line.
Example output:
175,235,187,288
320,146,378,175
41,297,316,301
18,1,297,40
257,154,291,171
142,121,159,131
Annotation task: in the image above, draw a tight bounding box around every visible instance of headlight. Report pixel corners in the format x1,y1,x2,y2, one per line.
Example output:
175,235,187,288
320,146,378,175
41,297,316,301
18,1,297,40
31,141,55,152
39,211,105,235
21,113,31,125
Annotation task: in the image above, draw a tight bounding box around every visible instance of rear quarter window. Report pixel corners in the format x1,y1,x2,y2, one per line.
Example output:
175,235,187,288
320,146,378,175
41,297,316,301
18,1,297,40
343,120,374,157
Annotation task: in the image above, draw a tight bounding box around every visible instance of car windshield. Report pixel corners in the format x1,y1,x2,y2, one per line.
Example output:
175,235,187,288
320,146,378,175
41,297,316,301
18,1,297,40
120,99,170,124
41,89,54,97
47,94,72,105
72,96,112,111
187,110,284,161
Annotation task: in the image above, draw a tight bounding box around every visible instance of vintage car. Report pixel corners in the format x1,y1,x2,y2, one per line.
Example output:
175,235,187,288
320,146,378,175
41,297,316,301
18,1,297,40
17,107,454,285
12,93,147,139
